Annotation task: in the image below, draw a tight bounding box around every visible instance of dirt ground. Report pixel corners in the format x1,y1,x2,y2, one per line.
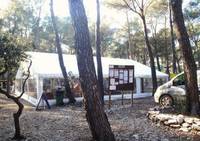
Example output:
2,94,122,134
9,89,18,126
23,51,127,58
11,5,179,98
0,95,200,141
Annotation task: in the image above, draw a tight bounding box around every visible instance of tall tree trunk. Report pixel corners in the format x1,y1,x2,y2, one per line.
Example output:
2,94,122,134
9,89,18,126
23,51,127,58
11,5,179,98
50,0,76,104
154,44,161,71
33,5,42,50
96,0,104,106
126,41,129,59
152,22,161,71
171,0,200,115
164,16,170,77
177,57,182,73
126,11,132,59
169,1,177,74
12,17,17,35
68,0,115,140
141,15,157,94
142,48,147,65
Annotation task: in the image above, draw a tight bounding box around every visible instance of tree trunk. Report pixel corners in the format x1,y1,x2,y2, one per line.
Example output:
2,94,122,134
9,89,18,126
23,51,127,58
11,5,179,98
171,0,200,115
155,54,161,71
152,29,161,71
126,11,132,59
142,48,147,65
50,0,76,104
169,1,177,74
153,36,161,71
177,57,182,73
33,5,42,50
68,0,115,140
96,0,104,106
12,98,25,139
141,15,157,94
164,16,170,78
12,17,17,35
6,72,25,139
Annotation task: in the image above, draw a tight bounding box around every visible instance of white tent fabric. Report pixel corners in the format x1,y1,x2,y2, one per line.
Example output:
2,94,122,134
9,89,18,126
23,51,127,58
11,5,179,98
16,52,168,79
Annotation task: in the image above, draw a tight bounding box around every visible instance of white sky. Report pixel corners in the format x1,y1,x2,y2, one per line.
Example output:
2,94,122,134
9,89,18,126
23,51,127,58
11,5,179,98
43,0,126,27
0,0,191,28
0,0,127,27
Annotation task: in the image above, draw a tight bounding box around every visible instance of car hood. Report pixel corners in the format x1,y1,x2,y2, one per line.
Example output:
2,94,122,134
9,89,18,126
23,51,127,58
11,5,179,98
158,81,172,90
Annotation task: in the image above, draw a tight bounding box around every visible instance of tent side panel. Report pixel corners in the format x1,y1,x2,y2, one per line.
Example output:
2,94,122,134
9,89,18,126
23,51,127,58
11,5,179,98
136,78,142,94
36,76,43,102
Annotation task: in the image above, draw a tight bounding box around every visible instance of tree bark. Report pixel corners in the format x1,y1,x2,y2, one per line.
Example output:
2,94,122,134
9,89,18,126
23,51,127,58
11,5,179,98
50,0,76,104
96,0,104,106
68,0,115,140
164,16,170,77
171,0,200,115
33,4,42,50
0,61,32,139
169,1,177,74
152,22,161,71
141,15,157,94
155,48,161,71
126,11,132,59
12,98,24,139
177,57,182,73
6,73,24,139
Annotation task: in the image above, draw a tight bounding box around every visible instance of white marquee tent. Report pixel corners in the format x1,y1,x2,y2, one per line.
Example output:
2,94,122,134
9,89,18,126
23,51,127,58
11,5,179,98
15,52,168,106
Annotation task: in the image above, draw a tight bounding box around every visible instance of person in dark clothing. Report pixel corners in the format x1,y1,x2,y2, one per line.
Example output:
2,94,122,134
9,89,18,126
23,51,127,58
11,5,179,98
41,90,51,109
36,88,51,110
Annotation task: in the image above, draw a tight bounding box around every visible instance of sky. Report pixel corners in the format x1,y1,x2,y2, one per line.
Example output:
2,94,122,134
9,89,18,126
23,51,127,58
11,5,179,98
42,0,126,27
0,0,127,27
0,0,191,28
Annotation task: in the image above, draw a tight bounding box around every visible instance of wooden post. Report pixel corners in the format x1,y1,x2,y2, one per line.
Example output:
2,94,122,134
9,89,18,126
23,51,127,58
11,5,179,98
131,90,133,107
109,91,111,109
36,94,43,110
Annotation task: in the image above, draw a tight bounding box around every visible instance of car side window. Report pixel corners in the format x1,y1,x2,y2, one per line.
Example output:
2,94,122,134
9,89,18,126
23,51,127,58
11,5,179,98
173,74,185,86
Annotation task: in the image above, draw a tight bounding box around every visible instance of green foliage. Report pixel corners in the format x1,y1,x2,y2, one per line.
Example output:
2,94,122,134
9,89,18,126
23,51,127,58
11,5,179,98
38,16,75,53
184,1,200,66
184,0,200,21
1,0,35,36
0,33,29,73
89,23,117,56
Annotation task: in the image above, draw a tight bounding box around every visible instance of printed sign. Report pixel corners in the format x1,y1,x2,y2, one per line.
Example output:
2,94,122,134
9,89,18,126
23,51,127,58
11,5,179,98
108,65,134,91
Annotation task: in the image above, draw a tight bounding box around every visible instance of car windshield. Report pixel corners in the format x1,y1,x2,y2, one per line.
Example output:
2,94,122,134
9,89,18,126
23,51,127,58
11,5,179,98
173,74,185,86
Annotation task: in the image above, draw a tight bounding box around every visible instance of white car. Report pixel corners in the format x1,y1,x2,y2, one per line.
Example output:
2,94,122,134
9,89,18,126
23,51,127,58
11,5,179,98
154,70,200,107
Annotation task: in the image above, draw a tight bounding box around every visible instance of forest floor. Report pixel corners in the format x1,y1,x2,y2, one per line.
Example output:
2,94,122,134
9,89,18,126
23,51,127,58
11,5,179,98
0,95,200,141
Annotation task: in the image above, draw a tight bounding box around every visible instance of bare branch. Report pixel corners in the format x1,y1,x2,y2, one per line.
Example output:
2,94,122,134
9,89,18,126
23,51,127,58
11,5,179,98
131,0,138,11
17,60,32,99
144,0,154,15
123,0,141,16
135,0,143,11
106,2,127,10
0,87,18,100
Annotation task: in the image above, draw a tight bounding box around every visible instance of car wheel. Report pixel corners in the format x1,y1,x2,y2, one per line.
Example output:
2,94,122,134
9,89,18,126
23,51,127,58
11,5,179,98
159,94,174,107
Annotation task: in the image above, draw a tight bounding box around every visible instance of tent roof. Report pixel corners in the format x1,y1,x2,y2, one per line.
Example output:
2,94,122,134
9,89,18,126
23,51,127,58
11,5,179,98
16,52,168,79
